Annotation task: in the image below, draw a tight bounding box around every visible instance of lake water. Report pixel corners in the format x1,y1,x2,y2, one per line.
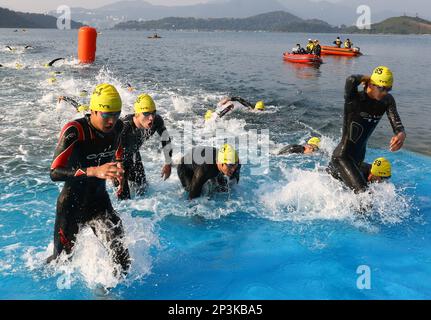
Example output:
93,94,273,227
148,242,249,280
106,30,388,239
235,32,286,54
0,29,430,299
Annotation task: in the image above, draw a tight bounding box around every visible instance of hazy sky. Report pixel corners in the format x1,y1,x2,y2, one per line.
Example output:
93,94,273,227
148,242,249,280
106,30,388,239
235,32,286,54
0,0,427,15
0,0,206,13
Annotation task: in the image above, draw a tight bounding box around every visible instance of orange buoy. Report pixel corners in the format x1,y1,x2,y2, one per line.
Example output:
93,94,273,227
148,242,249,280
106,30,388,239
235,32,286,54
78,26,97,64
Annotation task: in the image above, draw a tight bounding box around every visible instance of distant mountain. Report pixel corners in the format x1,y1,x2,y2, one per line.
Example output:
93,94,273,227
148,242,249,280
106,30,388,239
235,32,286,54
48,0,286,29
45,0,430,30
114,10,336,33
345,16,431,34
99,0,286,18
114,11,431,35
0,7,83,29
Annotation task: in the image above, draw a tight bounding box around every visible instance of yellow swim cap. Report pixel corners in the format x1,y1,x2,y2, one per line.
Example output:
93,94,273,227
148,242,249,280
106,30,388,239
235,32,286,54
255,101,265,111
79,90,88,97
90,83,122,112
77,105,89,112
370,157,391,178
134,94,156,114
15,63,23,69
307,137,321,148
47,77,57,84
204,110,214,121
370,66,393,88
217,144,239,165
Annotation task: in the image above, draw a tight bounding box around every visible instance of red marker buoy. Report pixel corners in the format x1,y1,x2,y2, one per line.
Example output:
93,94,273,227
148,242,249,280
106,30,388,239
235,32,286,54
78,26,97,64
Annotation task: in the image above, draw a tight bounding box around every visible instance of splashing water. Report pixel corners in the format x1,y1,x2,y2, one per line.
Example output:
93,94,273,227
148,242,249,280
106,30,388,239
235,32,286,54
0,30,430,299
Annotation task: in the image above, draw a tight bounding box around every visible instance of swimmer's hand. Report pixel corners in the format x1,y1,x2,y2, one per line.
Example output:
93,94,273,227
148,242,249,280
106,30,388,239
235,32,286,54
161,164,171,180
87,162,124,181
115,162,125,196
390,131,406,152
361,75,371,85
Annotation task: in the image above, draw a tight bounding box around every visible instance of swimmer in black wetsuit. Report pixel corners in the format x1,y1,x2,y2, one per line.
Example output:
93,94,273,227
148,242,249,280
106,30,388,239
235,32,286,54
177,144,241,200
48,83,130,276
45,57,65,67
278,137,321,155
360,157,392,184
117,94,173,200
57,95,89,112
205,97,265,121
328,66,406,193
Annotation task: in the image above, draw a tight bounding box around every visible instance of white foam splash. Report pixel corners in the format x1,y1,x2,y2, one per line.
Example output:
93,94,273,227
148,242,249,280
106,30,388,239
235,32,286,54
26,211,159,290
171,96,193,113
258,166,412,226
0,242,22,253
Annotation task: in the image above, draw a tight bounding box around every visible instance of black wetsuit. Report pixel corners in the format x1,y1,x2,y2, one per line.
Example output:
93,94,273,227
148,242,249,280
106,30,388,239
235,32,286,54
216,97,253,119
118,114,172,200
278,144,305,155
60,96,80,111
328,75,405,192
47,58,65,67
177,147,241,199
360,163,372,180
49,115,130,274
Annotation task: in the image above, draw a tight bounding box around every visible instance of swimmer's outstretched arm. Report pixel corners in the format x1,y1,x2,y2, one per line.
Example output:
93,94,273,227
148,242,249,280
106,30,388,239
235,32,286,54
386,97,406,151
230,96,253,108
155,117,173,164
58,96,79,110
47,57,65,67
386,98,405,136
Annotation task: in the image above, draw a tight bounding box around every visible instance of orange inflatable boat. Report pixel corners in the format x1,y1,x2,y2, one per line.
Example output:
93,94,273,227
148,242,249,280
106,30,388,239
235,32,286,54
321,46,362,57
283,53,323,64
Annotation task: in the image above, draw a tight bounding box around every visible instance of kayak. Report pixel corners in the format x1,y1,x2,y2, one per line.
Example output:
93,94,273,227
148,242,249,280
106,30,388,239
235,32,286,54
283,53,323,64
321,46,362,57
